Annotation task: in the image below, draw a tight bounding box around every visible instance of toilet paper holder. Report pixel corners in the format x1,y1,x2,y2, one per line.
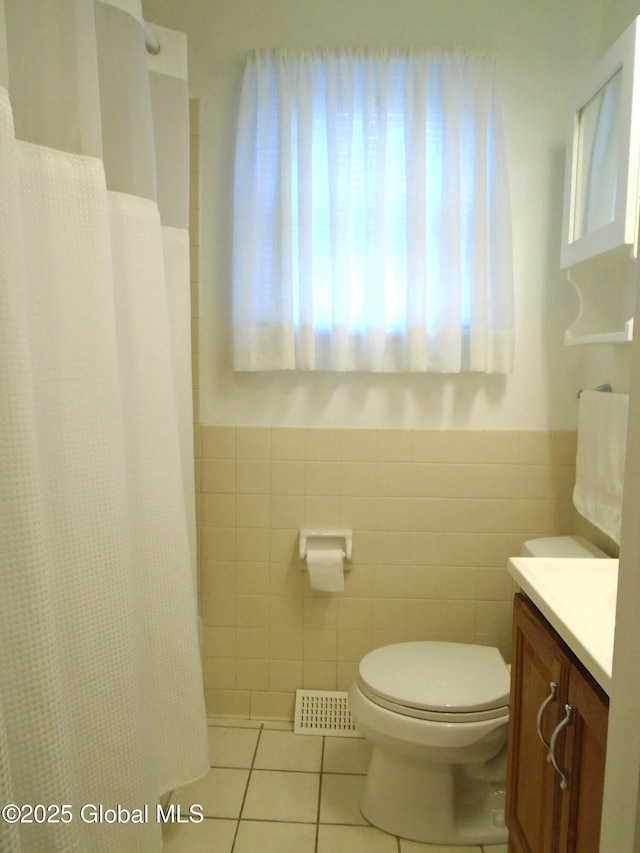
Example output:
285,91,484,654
299,528,353,564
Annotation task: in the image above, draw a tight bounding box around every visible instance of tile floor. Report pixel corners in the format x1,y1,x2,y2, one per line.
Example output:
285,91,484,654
162,719,509,853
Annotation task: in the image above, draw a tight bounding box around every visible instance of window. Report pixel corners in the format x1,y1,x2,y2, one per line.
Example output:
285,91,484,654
232,48,514,373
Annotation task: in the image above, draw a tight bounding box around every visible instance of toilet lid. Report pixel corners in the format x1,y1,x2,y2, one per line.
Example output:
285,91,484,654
357,642,510,716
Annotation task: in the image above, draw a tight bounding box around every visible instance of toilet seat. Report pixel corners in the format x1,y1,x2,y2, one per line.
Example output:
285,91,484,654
357,642,510,723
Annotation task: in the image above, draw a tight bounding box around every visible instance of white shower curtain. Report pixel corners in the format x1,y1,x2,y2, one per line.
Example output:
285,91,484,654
0,2,208,852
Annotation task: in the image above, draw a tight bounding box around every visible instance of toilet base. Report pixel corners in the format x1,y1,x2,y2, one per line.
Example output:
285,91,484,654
360,745,509,846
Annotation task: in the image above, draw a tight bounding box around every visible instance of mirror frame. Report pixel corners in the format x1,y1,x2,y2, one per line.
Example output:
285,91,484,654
560,17,640,270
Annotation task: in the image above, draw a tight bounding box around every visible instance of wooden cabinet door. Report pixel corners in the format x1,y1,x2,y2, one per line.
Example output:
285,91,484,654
507,595,570,853
558,662,609,853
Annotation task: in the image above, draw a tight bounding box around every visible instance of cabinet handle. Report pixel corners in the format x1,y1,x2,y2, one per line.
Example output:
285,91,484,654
548,703,573,790
536,681,557,752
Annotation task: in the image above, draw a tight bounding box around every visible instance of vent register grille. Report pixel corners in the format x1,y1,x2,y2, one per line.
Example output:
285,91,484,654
294,690,360,737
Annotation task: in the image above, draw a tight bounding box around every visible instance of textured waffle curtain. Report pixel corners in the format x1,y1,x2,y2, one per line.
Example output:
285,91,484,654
233,48,514,373
0,2,208,851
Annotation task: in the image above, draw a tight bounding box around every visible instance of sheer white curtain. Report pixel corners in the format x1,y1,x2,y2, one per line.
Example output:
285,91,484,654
233,48,514,373
0,3,207,852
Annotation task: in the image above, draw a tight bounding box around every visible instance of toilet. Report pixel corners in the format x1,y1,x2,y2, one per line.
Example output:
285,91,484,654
347,535,606,846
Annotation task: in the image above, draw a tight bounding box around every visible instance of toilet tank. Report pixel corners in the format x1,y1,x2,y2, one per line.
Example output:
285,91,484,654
520,535,607,558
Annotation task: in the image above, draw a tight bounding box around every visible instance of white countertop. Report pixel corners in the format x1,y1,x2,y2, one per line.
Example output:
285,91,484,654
507,557,618,694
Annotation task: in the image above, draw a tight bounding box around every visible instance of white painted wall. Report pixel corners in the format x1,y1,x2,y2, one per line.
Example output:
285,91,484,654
143,0,629,430
602,295,640,853
594,2,640,849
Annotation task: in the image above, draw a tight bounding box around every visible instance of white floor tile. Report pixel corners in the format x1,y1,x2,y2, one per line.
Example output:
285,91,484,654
207,716,262,729
171,767,249,819
202,720,506,853
242,769,320,823
161,817,236,853
254,728,323,771
317,823,399,853
322,737,372,774
319,773,368,825
233,820,317,853
208,725,259,768
261,719,295,731
399,841,482,852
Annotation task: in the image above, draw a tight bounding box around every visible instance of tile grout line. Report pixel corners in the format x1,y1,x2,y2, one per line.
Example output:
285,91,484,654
229,721,264,852
314,734,325,853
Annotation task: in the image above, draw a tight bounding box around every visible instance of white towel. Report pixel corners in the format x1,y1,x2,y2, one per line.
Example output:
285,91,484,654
573,390,629,544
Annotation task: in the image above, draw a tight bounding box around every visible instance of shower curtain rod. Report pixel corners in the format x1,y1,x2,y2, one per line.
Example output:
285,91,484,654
143,21,160,55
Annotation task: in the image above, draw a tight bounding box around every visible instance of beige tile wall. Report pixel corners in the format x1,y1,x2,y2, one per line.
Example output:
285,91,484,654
197,426,583,720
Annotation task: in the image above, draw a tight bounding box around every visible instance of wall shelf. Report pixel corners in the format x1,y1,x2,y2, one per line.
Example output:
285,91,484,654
564,322,633,346
563,249,636,345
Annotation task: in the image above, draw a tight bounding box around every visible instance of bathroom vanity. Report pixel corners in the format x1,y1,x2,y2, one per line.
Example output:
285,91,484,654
505,557,618,853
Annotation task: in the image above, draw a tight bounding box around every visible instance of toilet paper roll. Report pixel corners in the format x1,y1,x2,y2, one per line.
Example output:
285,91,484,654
306,548,345,592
